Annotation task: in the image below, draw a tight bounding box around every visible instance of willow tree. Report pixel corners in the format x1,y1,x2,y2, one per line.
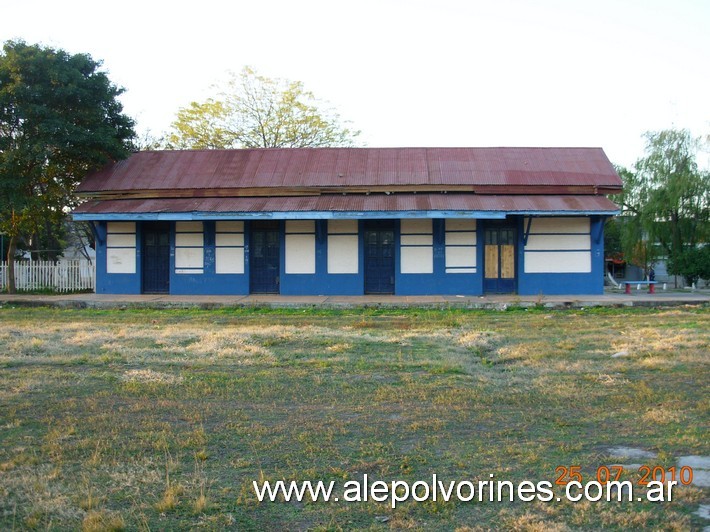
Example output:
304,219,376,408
617,129,710,282
0,40,135,292
167,67,359,149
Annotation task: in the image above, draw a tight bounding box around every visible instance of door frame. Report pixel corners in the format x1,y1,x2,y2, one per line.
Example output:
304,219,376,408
363,220,396,294
483,219,518,294
141,221,171,294
249,220,281,294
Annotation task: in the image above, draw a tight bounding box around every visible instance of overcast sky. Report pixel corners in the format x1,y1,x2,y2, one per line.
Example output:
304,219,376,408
2,0,709,168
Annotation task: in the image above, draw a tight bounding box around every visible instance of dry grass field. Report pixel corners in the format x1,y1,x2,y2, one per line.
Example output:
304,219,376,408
0,305,708,530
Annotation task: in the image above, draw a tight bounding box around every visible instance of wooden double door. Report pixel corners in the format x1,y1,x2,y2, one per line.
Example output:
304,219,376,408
484,221,517,293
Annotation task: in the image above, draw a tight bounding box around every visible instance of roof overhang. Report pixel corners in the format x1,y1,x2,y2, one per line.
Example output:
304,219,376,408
72,194,620,221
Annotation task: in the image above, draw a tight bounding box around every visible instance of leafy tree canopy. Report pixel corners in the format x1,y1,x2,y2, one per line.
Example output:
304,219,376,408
614,129,709,281
668,246,710,286
0,40,135,290
166,67,360,149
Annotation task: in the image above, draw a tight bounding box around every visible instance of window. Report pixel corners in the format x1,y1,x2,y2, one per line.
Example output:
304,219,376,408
106,222,136,274
285,220,315,274
175,222,204,274
400,219,433,274
215,221,245,274
445,219,477,273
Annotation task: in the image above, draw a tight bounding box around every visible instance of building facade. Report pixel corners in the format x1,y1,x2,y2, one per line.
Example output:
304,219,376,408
73,148,622,296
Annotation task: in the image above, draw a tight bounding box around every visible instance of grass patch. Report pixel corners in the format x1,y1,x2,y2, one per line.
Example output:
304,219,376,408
0,306,708,529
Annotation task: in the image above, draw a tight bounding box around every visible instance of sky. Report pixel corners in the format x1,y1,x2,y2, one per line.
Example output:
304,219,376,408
2,0,709,169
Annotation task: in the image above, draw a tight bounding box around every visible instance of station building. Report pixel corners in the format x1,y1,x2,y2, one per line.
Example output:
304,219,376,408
72,147,622,296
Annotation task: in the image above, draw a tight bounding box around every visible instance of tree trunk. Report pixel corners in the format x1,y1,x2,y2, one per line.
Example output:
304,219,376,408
671,211,682,289
6,235,17,294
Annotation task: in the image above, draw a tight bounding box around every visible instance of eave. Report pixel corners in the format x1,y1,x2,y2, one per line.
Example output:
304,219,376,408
72,193,621,221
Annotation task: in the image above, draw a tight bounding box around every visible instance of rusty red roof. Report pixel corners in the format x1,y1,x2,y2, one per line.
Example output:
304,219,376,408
73,194,619,218
76,147,622,193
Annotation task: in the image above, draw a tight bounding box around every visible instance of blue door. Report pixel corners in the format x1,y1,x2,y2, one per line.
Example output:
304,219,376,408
364,221,395,294
484,222,516,293
250,221,280,293
142,222,170,294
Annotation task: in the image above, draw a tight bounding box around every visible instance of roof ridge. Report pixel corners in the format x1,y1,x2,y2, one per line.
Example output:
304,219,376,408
135,146,606,154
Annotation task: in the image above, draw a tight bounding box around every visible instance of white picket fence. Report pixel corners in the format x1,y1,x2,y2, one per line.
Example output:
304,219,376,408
0,260,95,292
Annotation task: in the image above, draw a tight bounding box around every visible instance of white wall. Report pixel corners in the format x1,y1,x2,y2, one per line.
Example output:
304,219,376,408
445,219,476,273
175,221,204,274
328,220,359,274
215,221,245,274
400,219,433,274
525,251,591,273
285,220,315,274
523,217,591,273
106,222,136,274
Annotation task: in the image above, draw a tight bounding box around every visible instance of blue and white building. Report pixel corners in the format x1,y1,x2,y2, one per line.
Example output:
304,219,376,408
73,147,622,296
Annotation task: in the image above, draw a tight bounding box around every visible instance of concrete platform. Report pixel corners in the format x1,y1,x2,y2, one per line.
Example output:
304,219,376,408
0,289,708,310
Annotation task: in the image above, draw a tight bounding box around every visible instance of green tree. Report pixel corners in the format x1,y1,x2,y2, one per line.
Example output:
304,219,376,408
0,40,135,292
603,217,622,257
617,129,710,283
668,246,710,287
167,67,360,149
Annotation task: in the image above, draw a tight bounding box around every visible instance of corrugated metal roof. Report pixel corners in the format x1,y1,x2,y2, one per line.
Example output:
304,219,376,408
74,194,620,217
76,147,622,192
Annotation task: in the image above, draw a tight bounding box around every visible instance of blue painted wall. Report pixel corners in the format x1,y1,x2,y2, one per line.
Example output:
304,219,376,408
280,220,363,295
95,222,142,294
516,216,605,295
170,222,249,295
395,219,481,295
93,216,605,296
